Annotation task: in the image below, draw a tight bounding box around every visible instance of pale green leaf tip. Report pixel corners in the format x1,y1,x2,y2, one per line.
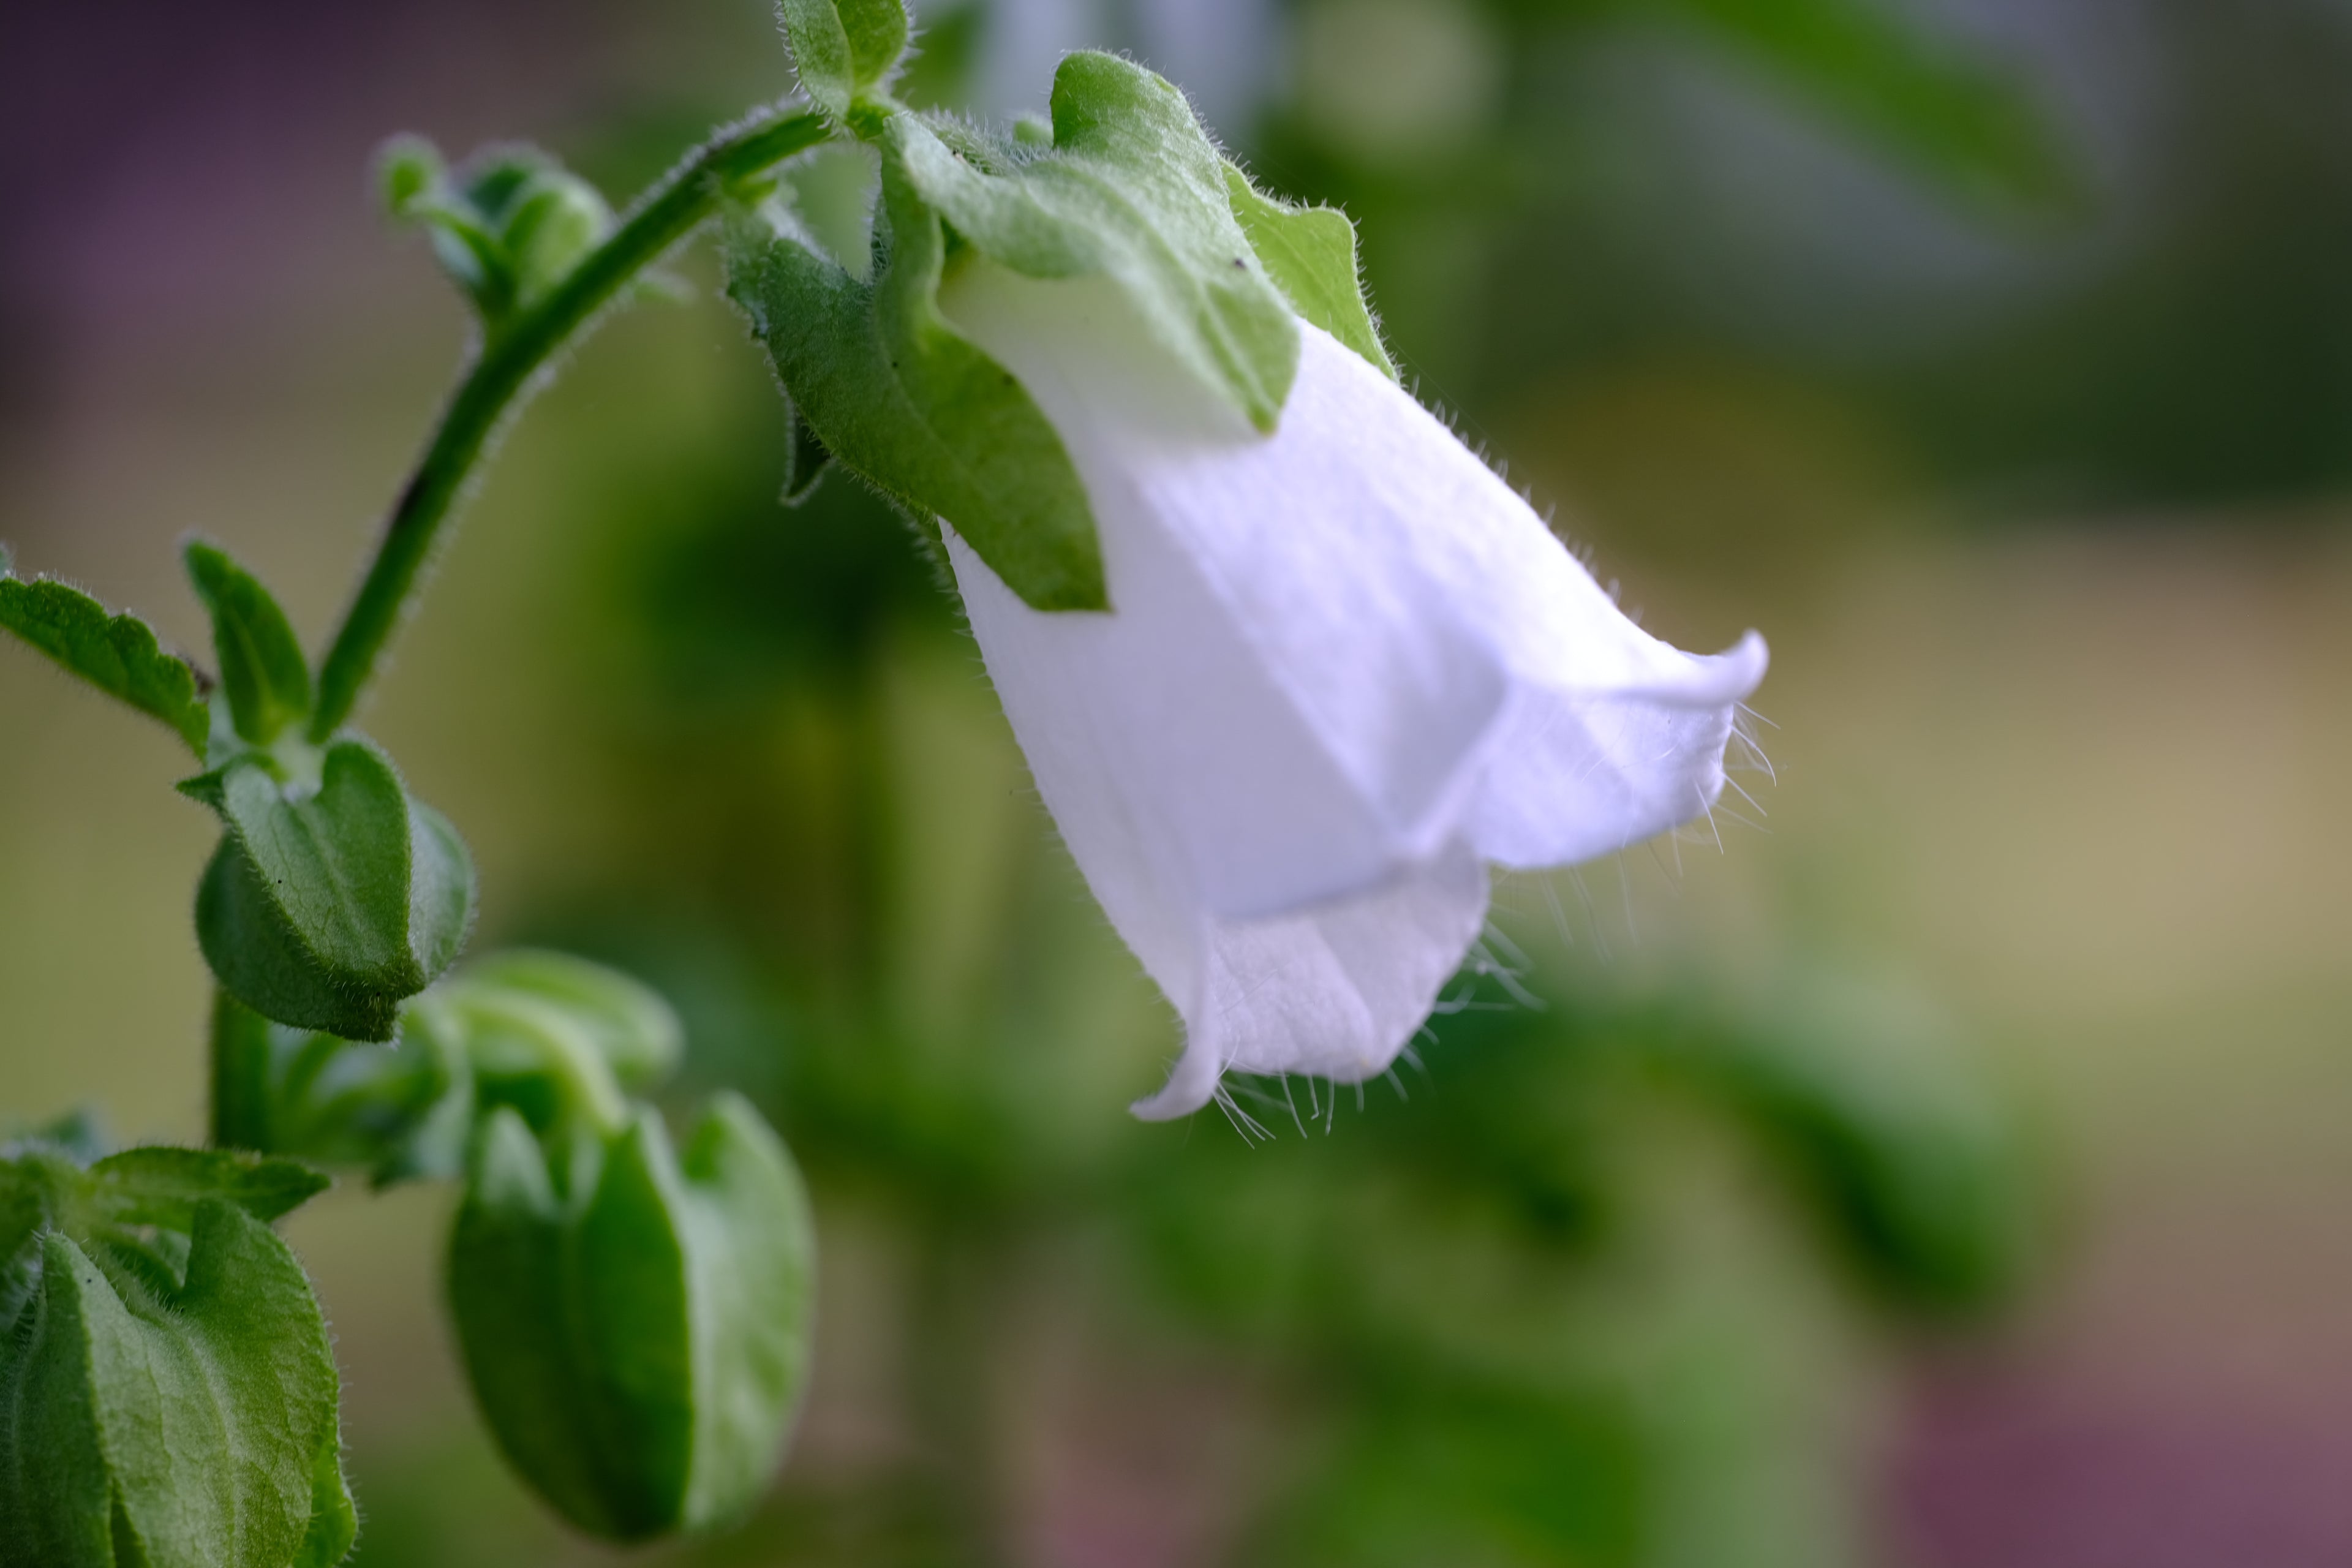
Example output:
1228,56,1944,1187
378,134,444,219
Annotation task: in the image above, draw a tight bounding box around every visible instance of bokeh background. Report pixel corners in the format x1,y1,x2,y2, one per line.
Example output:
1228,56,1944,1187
5,1,2351,1563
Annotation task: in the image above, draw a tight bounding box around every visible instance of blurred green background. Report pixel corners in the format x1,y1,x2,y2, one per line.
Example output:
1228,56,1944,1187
4,1,2351,1563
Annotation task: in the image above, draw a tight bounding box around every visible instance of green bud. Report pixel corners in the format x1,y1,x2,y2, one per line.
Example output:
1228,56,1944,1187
385,142,614,327
502,170,612,307
184,738,477,1042
0,1142,349,1568
449,1096,814,1542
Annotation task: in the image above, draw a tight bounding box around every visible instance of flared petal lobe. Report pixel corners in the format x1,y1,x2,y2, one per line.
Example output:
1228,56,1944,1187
938,262,1766,1118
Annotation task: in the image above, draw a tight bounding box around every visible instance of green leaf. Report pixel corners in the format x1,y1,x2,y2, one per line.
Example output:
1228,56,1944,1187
0,1203,344,1568
0,1241,111,1568
186,740,476,1041
450,1097,813,1542
1222,165,1398,381
184,540,314,747
726,167,1107,611
889,53,1301,433
85,1146,331,1230
777,0,911,122
0,545,209,753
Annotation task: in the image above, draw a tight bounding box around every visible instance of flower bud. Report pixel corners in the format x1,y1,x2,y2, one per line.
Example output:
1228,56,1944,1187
448,1095,813,1541
0,1141,350,1568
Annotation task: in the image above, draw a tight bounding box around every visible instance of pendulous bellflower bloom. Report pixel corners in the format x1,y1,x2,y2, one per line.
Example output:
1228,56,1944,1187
936,261,1769,1120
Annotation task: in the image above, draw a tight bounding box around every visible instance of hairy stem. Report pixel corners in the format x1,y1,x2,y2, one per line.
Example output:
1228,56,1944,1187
310,106,832,739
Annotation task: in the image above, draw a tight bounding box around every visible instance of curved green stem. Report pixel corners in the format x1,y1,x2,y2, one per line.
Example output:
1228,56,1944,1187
310,106,833,739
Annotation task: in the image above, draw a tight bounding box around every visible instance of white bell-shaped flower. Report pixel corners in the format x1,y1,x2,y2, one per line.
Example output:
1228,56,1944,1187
937,262,1768,1120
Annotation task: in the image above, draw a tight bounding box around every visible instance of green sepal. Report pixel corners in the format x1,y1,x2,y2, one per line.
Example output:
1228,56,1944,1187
1221,164,1397,381
0,1134,332,1267
777,0,911,123
888,52,1301,432
448,1096,814,1542
81,1146,330,1231
184,739,476,1041
183,540,313,748
0,545,209,754
0,1139,344,1568
0,1207,345,1568
726,167,1106,610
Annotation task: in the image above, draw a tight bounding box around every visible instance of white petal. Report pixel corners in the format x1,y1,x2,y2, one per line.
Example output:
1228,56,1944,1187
1469,631,1768,867
1131,844,1490,1120
940,266,1509,920
946,522,1491,1120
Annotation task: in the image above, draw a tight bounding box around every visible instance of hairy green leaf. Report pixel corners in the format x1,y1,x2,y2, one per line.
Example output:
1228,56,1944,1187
889,53,1301,432
184,540,313,747
0,1239,111,1568
0,1204,342,1568
0,546,209,753
726,167,1106,611
85,1146,330,1231
450,1097,813,1542
186,740,475,1041
777,0,911,122
1222,165,1396,381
